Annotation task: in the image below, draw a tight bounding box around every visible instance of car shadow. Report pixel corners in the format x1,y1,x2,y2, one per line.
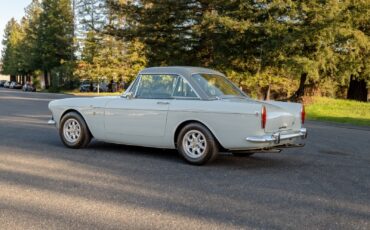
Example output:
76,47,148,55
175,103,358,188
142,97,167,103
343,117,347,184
79,140,303,170
0,118,305,171
87,140,182,163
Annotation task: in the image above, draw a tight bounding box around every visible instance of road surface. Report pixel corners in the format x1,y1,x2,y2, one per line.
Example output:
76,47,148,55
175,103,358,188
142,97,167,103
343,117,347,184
0,88,369,229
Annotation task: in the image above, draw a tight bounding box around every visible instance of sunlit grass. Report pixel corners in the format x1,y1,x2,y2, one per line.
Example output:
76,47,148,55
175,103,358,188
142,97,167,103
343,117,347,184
62,90,123,97
305,97,370,126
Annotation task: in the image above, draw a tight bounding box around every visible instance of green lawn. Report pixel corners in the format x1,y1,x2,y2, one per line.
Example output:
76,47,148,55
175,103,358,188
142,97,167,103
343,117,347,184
306,97,370,126
61,90,123,97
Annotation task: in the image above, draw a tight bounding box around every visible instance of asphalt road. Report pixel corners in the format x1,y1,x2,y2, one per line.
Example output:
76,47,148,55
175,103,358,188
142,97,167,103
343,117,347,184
0,88,369,230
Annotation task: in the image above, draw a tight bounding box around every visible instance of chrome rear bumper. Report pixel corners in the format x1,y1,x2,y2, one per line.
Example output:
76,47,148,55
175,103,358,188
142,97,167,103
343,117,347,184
246,128,307,144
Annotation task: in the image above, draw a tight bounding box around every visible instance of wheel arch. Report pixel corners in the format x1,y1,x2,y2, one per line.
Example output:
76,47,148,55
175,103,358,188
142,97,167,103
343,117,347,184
173,120,225,150
60,109,93,137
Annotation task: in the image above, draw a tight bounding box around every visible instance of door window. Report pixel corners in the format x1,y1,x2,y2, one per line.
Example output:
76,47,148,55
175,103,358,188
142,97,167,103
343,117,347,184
173,77,198,98
136,74,177,99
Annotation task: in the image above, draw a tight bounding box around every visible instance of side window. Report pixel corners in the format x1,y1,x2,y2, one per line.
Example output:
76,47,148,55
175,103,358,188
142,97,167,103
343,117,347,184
173,77,198,98
136,74,177,99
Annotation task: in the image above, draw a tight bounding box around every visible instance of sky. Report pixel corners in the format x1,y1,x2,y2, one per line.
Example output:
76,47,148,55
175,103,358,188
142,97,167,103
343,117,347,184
0,0,31,52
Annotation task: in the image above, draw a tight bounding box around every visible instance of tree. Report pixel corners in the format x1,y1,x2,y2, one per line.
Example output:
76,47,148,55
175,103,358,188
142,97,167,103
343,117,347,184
74,0,106,80
75,32,147,85
21,0,43,78
106,0,313,99
76,0,106,32
107,0,201,66
75,0,147,87
1,19,22,79
195,1,296,99
75,0,107,59
279,0,370,101
338,0,370,101
12,0,43,83
2,0,368,99
36,0,75,88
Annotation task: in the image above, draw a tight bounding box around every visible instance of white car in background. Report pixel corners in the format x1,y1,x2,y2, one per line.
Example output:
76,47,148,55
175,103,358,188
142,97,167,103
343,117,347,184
48,67,307,165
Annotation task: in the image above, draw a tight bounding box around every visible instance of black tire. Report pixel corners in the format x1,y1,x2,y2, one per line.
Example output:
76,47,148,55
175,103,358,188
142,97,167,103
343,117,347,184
59,112,91,148
177,123,219,165
232,152,255,157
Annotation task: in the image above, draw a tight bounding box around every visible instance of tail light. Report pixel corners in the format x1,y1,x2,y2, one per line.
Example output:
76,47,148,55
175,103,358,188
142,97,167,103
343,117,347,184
301,105,306,124
261,106,267,129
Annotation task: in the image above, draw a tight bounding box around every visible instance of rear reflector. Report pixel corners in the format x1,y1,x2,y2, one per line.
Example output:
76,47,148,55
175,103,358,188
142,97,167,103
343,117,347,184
261,106,267,129
301,105,306,124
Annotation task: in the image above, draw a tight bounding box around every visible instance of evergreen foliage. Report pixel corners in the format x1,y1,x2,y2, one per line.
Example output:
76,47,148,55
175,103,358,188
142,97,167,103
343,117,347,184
1,0,369,100
37,0,75,88
1,18,23,77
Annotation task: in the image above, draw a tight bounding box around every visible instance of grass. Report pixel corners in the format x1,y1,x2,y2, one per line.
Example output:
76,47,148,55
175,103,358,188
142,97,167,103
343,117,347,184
38,89,122,96
305,97,370,126
60,89,123,97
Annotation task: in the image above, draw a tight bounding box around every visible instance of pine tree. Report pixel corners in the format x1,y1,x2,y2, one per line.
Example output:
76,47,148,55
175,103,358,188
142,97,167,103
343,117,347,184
1,19,22,78
2,0,368,98
338,0,370,101
36,0,75,88
269,0,369,101
75,0,147,86
76,0,106,32
75,0,107,57
14,0,43,83
22,0,43,77
107,0,201,66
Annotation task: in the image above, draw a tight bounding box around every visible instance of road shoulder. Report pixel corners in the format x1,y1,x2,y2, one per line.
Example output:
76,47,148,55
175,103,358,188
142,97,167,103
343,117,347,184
306,120,370,131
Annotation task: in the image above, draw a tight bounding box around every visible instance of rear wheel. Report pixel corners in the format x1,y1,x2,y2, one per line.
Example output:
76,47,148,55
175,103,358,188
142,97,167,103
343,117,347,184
59,112,91,148
177,123,218,165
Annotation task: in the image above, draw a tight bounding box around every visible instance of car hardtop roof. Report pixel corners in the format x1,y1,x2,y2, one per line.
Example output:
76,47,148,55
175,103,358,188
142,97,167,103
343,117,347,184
139,66,225,78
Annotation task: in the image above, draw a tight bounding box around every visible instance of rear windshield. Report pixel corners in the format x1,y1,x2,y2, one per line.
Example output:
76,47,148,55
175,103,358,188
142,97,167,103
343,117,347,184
192,74,244,99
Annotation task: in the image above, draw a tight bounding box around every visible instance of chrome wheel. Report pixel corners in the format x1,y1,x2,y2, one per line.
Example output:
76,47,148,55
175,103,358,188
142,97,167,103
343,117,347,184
182,130,207,159
63,118,81,143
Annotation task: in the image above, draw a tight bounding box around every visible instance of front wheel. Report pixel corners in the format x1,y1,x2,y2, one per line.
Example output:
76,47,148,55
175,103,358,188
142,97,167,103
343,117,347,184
177,123,218,165
59,112,91,148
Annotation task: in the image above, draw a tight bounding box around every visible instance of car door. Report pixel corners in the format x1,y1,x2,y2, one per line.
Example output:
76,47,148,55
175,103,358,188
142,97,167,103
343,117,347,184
104,74,178,147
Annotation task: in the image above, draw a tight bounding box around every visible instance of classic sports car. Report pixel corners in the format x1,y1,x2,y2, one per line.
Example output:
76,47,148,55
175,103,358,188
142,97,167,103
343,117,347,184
48,67,307,165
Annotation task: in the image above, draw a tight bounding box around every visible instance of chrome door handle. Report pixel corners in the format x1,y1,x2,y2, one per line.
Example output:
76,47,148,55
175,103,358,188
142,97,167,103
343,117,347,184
157,101,170,105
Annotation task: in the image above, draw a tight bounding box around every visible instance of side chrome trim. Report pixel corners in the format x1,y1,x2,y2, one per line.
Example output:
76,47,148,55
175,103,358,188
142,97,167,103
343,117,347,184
246,128,307,144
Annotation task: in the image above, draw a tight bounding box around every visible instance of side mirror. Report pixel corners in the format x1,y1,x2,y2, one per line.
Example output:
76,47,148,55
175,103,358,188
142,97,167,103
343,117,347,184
123,91,134,99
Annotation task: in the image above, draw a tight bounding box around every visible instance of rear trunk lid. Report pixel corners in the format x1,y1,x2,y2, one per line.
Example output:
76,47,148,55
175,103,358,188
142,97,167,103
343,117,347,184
218,97,302,132
263,105,295,132
261,101,301,132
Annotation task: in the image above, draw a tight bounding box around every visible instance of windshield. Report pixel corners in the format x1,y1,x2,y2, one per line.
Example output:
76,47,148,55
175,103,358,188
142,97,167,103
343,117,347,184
192,73,245,99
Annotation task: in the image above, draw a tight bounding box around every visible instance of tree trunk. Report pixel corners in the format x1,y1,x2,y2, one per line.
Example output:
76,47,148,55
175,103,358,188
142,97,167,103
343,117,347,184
289,72,307,102
263,84,271,100
44,71,49,89
347,75,368,102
